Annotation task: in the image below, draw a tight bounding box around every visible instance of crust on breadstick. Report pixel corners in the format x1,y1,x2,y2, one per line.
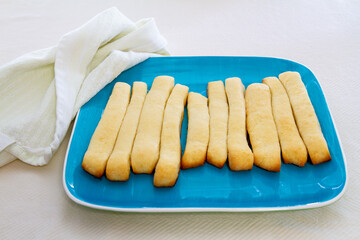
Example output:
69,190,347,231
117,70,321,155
154,84,189,187
245,83,281,172
82,82,131,178
207,81,228,168
278,71,331,164
263,77,308,167
225,77,254,171
131,76,174,174
106,82,147,181
181,92,209,169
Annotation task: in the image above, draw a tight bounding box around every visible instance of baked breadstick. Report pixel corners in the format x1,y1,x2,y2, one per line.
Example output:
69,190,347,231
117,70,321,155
154,84,189,187
82,82,131,178
245,83,281,172
279,71,331,164
131,76,174,174
225,77,254,171
106,82,147,181
207,81,228,168
181,92,209,169
263,77,308,167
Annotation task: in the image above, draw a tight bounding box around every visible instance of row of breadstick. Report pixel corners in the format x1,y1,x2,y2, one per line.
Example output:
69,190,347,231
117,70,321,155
82,72,331,187
82,76,187,187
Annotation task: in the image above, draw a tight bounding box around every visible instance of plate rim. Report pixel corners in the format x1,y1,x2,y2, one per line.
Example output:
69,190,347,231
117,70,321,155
62,56,348,212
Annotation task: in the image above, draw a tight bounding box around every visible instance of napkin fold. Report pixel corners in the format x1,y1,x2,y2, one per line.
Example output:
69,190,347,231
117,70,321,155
0,7,168,167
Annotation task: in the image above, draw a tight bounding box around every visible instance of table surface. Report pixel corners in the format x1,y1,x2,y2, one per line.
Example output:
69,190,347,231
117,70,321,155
1,0,359,239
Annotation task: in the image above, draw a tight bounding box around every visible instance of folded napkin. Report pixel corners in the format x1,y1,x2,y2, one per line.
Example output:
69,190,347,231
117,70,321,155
0,7,168,167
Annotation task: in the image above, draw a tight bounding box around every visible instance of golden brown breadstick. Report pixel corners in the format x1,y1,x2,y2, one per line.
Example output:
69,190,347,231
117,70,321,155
131,76,174,174
225,77,254,171
245,83,281,172
263,77,308,167
82,82,131,178
153,84,189,187
106,82,147,181
181,92,209,169
207,81,228,168
279,71,331,164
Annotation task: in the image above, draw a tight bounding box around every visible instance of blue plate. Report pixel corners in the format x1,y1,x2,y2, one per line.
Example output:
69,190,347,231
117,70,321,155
63,56,347,212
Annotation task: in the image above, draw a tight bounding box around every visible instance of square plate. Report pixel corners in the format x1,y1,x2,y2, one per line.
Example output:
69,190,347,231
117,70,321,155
63,56,347,212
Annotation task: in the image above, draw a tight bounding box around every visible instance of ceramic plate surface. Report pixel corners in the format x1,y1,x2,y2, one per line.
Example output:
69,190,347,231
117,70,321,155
63,56,347,212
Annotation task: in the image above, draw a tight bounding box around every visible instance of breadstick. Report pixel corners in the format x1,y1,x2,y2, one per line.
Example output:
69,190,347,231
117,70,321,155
82,82,131,178
245,83,281,172
154,84,189,187
263,77,308,167
181,92,209,169
207,81,228,168
106,82,147,181
131,76,174,174
225,77,254,171
279,71,331,164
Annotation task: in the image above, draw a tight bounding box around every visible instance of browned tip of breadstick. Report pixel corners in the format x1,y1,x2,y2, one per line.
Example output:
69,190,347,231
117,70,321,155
153,163,179,187
278,71,300,80
228,148,254,171
207,151,227,168
153,75,175,87
181,157,206,169
253,150,281,172
82,153,107,178
106,153,131,181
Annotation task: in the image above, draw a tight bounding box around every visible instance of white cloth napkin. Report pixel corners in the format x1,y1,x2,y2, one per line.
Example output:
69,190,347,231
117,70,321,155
0,7,168,167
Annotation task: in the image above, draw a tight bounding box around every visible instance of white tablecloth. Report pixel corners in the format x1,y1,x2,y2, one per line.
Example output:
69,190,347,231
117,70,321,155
1,0,359,239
